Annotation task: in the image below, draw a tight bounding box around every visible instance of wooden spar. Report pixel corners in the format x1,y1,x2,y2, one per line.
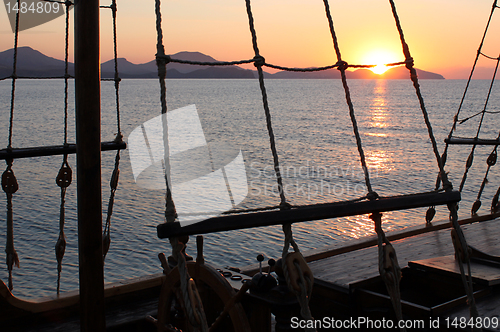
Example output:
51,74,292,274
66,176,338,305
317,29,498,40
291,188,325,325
0,141,126,160
157,190,461,238
74,0,105,331
445,137,500,145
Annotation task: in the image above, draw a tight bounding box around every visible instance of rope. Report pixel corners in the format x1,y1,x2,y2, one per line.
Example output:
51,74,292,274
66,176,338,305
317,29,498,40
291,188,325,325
281,223,315,332
8,0,21,150
155,53,409,73
479,51,500,61
102,0,122,263
492,184,500,212
2,0,22,292
103,152,120,262
54,1,73,295
437,0,499,191
472,146,498,214
458,56,500,194
243,1,314,326
155,2,208,330
323,0,376,199
155,0,177,223
170,238,208,331
449,204,480,327
387,0,482,320
389,0,451,192
245,0,289,209
458,109,500,125
55,159,71,295
2,160,19,291
371,213,405,331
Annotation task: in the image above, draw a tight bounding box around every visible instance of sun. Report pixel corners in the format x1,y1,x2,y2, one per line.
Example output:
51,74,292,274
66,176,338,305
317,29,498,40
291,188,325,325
371,64,389,75
362,50,400,75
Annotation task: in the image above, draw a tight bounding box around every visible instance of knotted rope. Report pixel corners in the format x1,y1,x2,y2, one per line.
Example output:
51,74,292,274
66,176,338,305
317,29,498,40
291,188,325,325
322,0,377,199
371,213,405,332
243,1,317,328
388,0,480,321
55,157,71,295
472,146,498,214
54,0,73,296
155,1,208,330
102,0,122,262
437,0,500,194
2,0,21,292
169,238,208,332
245,0,289,209
282,223,314,330
458,57,500,196
449,204,480,328
2,159,19,291
102,151,120,262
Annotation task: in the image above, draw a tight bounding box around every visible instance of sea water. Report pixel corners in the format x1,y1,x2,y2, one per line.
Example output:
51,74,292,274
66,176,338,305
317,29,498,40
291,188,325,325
0,78,499,299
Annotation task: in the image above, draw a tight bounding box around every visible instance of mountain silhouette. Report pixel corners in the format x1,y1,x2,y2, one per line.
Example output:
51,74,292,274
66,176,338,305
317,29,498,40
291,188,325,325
0,46,73,77
0,47,444,79
269,66,444,79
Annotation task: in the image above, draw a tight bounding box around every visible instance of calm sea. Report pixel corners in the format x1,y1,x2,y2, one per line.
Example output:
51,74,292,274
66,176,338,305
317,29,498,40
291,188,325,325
0,78,499,299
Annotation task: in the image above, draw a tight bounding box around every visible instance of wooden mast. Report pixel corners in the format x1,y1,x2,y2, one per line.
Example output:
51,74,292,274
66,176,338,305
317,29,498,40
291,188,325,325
74,0,106,331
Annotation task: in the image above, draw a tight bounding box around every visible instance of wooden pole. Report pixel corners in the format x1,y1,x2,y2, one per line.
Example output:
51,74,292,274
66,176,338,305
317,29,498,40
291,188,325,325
74,0,105,331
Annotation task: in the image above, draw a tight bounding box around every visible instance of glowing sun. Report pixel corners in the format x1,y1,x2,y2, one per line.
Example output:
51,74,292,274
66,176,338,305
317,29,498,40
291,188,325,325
371,64,389,75
363,50,400,75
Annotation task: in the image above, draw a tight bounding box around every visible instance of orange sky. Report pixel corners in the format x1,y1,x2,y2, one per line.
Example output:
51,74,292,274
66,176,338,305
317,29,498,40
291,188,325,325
0,0,499,79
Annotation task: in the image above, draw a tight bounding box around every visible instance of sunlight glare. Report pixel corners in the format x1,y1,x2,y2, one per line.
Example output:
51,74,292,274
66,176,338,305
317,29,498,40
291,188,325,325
363,50,400,75
372,64,389,75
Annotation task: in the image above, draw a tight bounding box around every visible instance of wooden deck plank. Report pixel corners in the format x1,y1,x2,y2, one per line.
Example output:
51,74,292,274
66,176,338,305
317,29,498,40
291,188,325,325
309,218,500,290
240,212,500,276
409,256,500,286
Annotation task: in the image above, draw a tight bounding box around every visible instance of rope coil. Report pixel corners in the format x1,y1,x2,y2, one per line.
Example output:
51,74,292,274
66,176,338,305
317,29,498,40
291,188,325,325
448,203,480,325
281,223,315,331
2,160,19,291
371,212,405,331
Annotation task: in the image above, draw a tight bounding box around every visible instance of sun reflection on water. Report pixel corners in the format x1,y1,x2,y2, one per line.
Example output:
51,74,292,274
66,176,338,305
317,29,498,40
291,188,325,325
366,149,393,170
365,80,393,171
368,81,389,131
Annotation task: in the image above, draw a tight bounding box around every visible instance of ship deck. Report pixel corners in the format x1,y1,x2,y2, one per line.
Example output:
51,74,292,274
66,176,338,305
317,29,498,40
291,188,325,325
302,217,500,331
308,217,500,289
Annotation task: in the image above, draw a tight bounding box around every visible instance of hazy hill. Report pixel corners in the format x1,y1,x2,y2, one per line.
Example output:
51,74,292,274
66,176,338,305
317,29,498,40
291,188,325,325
0,46,74,77
269,66,444,79
0,47,444,79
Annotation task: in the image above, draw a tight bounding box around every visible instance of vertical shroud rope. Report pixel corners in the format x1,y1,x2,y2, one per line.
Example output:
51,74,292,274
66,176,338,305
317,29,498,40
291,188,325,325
438,0,499,194
458,56,500,196
244,0,289,210
55,1,74,295
322,0,376,200
323,0,405,329
155,1,208,331
388,0,479,325
244,1,313,330
102,0,123,263
2,0,21,292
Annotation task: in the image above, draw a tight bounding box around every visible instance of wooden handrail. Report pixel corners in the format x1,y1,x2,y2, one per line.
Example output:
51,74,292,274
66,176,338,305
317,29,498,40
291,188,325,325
0,141,126,160
157,191,461,238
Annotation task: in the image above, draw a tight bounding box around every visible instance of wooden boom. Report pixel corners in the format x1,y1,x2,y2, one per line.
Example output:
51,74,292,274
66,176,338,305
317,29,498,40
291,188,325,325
0,141,126,160
157,190,461,238
445,137,500,146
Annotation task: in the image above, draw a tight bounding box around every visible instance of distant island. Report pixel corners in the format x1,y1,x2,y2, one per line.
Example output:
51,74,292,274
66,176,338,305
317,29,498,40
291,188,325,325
0,47,445,79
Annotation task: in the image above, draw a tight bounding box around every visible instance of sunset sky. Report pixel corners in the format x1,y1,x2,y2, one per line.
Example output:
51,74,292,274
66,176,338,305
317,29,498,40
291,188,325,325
1,0,499,79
